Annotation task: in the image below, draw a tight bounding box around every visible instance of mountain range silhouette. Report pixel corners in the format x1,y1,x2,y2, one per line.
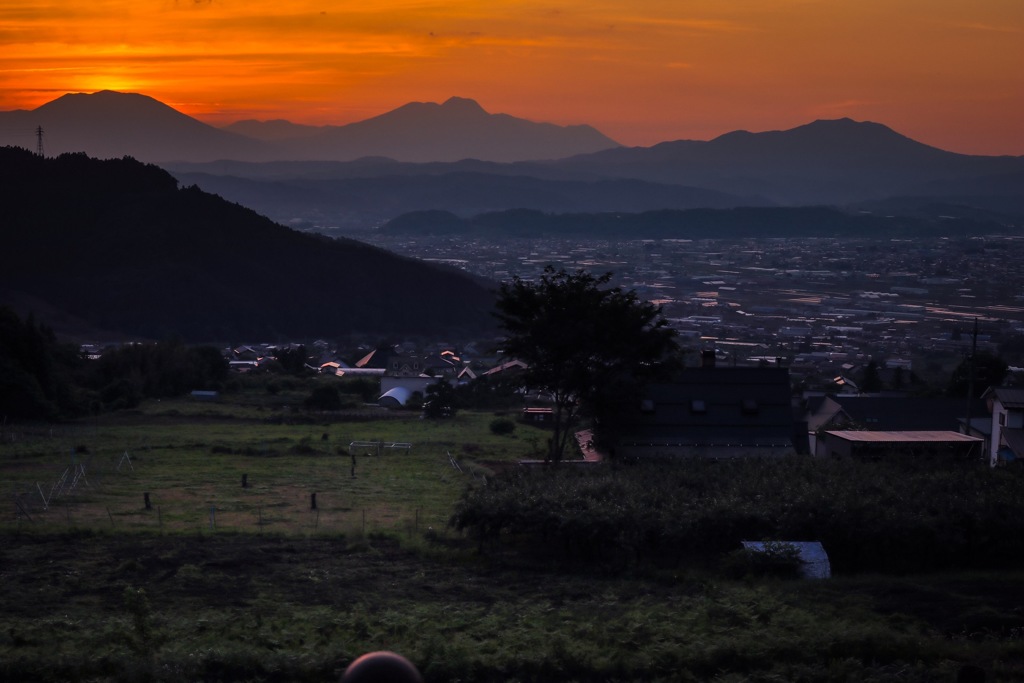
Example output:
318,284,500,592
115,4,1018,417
0,91,617,163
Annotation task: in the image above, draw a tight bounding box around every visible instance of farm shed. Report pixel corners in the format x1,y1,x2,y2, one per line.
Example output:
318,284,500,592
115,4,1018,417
818,430,983,459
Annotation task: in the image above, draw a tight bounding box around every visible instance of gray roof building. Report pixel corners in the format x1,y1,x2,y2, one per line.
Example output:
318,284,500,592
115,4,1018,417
617,366,805,458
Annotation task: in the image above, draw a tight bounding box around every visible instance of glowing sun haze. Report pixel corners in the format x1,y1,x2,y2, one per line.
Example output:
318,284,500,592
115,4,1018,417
2,0,1022,154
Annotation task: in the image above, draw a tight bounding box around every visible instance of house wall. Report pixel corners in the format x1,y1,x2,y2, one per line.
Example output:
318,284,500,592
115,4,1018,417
817,432,853,458
1008,405,1024,429
990,398,1024,466
990,399,1003,467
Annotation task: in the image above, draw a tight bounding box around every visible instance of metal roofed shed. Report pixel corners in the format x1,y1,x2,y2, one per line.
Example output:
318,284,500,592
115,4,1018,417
818,430,984,459
378,386,412,408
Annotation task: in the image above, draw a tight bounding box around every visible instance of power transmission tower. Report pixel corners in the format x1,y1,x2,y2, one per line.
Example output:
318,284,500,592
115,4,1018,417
36,125,44,157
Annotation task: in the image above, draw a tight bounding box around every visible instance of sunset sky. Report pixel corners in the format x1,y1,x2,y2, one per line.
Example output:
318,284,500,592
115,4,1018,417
1,1,1021,155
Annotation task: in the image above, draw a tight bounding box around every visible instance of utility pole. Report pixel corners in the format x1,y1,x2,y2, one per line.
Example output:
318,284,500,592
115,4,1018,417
963,318,978,437
35,125,44,157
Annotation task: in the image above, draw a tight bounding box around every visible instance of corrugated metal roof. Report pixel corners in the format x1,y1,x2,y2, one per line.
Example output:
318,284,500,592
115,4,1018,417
823,430,982,443
990,387,1024,409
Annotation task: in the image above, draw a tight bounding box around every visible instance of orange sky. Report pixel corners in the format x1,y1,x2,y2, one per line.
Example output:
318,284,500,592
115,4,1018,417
1,0,1022,154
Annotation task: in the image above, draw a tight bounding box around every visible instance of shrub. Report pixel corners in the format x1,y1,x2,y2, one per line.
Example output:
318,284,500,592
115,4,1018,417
489,417,516,435
721,541,804,580
304,385,341,411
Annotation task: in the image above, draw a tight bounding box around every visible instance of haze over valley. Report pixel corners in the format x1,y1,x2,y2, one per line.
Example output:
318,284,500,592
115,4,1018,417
2,90,1022,365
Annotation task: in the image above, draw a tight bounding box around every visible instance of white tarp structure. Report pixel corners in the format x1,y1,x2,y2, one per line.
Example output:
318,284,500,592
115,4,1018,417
741,541,832,579
378,386,412,407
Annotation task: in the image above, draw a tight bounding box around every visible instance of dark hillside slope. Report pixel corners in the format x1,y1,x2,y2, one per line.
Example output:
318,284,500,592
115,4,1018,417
0,147,495,341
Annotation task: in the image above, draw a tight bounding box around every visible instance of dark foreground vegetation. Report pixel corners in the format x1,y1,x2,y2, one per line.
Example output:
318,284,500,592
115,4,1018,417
453,457,1024,575
2,531,1023,683
4,401,1024,683
3,312,1024,680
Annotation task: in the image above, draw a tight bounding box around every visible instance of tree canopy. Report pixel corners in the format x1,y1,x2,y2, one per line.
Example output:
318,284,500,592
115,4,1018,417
494,266,677,462
947,350,1009,399
422,380,458,419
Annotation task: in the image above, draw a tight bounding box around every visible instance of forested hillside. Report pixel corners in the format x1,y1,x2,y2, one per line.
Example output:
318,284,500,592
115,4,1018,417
0,147,495,341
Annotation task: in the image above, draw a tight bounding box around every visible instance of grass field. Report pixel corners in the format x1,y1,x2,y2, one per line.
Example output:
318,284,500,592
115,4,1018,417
2,396,543,536
3,393,1024,682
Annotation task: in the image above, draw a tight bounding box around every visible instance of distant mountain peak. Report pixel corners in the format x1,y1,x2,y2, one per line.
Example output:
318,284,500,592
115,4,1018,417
802,117,892,132
441,96,486,114
48,90,162,106
39,90,186,120
2,90,618,163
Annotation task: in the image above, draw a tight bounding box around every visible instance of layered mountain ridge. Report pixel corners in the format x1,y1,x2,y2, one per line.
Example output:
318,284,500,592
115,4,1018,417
0,91,619,163
2,90,1021,229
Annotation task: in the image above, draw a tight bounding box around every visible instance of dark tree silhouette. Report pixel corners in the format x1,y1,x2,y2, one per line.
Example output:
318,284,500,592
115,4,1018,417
948,351,1008,399
305,385,341,411
0,307,87,419
422,380,458,419
494,266,677,462
861,360,883,393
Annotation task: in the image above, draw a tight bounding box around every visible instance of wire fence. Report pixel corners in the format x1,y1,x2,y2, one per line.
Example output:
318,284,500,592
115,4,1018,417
6,436,469,540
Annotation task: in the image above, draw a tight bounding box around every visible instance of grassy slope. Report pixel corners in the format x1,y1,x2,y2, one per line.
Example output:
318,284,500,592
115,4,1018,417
2,395,1023,681
2,396,541,535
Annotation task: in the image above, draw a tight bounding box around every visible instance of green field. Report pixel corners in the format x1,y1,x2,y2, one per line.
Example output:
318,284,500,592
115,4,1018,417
2,396,543,536
2,395,1023,682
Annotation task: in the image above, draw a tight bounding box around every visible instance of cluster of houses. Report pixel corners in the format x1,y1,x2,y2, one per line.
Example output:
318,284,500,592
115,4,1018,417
227,342,1023,466
622,352,1020,466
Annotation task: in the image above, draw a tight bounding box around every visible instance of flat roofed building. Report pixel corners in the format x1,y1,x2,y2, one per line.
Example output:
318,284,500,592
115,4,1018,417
617,366,805,459
818,430,984,459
